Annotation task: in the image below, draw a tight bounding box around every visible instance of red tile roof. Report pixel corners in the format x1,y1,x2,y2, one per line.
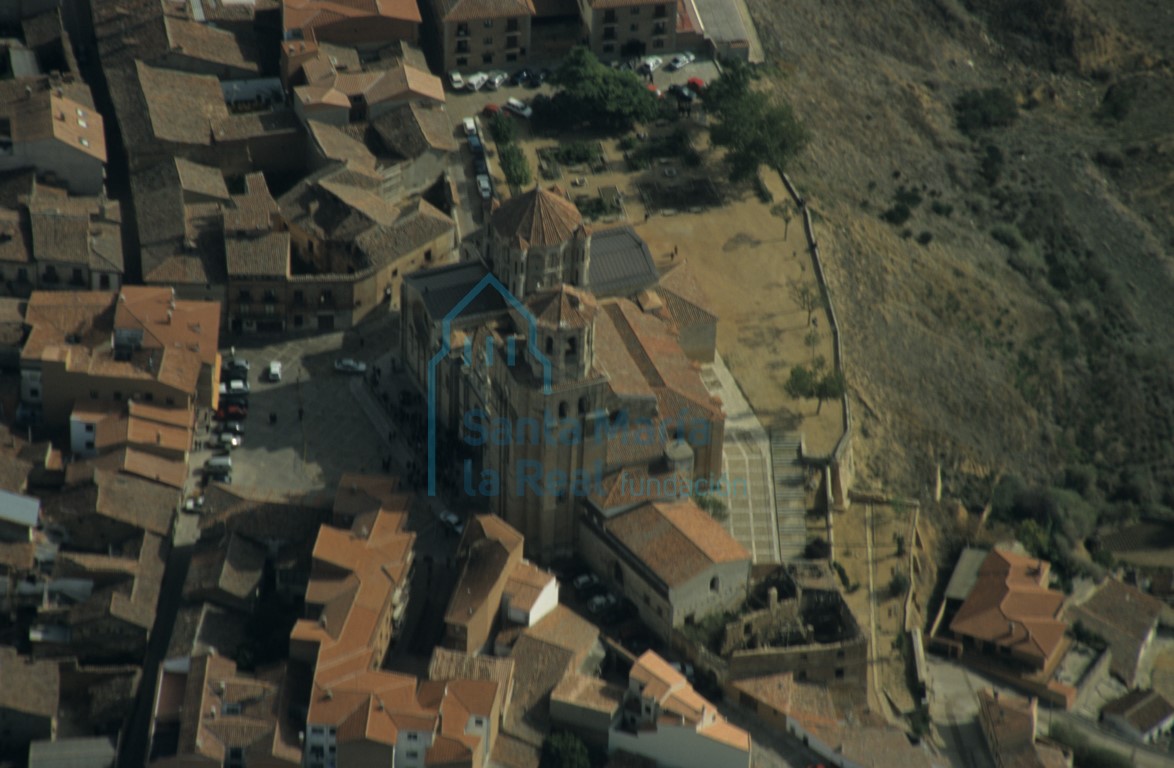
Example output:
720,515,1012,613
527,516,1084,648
491,186,584,249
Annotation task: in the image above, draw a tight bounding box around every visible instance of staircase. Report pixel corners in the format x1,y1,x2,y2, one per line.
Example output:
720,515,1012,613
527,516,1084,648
771,431,807,560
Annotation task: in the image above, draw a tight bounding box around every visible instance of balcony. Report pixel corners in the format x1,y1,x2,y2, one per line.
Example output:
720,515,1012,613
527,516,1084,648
456,24,470,37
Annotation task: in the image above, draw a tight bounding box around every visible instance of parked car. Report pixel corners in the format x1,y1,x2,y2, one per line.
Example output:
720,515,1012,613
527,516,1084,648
668,51,696,71
486,71,508,90
267,361,282,382
182,496,205,514
483,103,501,117
205,469,232,485
219,421,245,436
220,379,250,396
463,117,478,136
571,177,587,187
587,593,618,615
572,572,602,599
468,134,484,156
638,56,663,73
215,404,248,420
448,71,465,90
476,175,493,200
439,509,464,536
473,155,489,176
510,68,533,87
504,97,532,119
334,358,367,374
670,661,696,681
217,433,242,449
668,83,696,101
465,72,489,91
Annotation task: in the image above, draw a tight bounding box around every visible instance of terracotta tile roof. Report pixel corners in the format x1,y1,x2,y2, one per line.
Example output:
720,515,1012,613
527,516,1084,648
520,604,599,659
631,651,749,750
1102,689,1174,735
428,647,516,689
604,498,749,588
446,537,514,628
333,473,407,523
588,466,689,512
284,0,423,34
1067,578,1165,686
656,261,716,331
436,0,535,22
949,547,1068,664
226,231,290,278
184,533,266,605
369,102,458,160
134,61,228,145
166,601,248,660
491,733,541,768
977,688,1070,768
174,158,230,202
307,120,379,170
526,285,598,331
355,199,455,268
504,560,556,614
0,646,59,719
298,62,444,110
491,187,584,249
92,469,177,536
294,507,414,690
0,206,32,266
77,446,188,490
114,285,220,366
551,673,623,715
163,16,261,75
69,531,168,631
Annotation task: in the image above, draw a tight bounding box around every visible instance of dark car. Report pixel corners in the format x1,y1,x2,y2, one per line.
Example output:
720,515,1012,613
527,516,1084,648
205,469,232,485
473,156,489,176
215,404,248,420
533,69,551,86
219,421,245,435
221,394,249,409
510,68,532,87
468,135,484,156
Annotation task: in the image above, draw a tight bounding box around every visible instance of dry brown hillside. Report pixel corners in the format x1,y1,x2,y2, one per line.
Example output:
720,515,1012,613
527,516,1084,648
742,0,1174,522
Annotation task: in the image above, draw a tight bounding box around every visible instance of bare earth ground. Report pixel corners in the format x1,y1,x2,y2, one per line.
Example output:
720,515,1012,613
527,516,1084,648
505,124,847,456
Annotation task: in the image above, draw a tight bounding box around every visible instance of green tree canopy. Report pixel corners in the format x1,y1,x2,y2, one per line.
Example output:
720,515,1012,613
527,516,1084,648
499,144,532,188
707,70,808,180
541,731,590,768
549,47,659,131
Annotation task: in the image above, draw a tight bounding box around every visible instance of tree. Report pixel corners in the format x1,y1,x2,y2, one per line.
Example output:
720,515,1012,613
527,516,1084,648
499,144,532,188
814,369,846,414
552,47,658,131
489,113,517,145
709,85,808,180
695,492,729,522
784,364,816,400
541,731,590,768
954,88,1018,136
789,280,824,326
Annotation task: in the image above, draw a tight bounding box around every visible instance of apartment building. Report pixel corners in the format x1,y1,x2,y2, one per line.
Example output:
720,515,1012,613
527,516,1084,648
283,0,422,49
20,286,222,425
432,0,535,73
579,0,677,60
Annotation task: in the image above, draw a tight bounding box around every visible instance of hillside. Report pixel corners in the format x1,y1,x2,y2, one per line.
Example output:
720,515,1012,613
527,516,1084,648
743,0,1174,531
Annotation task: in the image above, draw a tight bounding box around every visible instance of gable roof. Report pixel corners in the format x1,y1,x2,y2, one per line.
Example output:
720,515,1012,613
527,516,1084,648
134,61,228,145
584,225,659,298
977,688,1070,768
1102,689,1174,735
949,547,1068,664
435,0,536,23
604,498,748,588
369,102,457,159
1067,578,1165,686
491,186,584,249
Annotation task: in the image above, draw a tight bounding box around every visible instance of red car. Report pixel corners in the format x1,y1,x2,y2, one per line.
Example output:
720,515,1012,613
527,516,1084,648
215,404,248,420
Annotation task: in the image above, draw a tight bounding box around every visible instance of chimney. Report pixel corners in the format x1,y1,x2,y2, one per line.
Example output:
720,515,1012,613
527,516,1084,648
768,586,778,611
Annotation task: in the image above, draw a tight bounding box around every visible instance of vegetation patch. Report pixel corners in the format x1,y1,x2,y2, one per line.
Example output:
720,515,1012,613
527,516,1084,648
954,87,1018,136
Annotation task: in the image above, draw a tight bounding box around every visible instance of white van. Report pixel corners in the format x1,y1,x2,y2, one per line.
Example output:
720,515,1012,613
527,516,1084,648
465,72,489,91
205,456,233,471
267,361,282,382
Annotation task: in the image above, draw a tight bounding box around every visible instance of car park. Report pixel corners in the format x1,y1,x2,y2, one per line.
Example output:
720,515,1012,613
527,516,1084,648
267,361,282,382
334,358,367,374
465,72,489,91
463,117,478,136
468,134,484,156
476,175,493,200
449,72,465,90
504,98,532,119
668,52,696,71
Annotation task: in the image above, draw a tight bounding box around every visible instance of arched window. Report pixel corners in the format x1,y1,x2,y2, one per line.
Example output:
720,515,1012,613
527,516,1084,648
578,397,588,415
567,336,578,356
710,576,719,592
558,401,568,419
545,336,554,355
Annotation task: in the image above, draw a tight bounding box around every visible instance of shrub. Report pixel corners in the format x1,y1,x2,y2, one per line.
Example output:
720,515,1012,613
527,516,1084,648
894,185,923,209
930,200,953,217
499,144,532,188
805,538,831,560
954,88,1018,136
1095,82,1134,123
889,571,910,599
881,203,912,226
980,144,1004,186
833,561,850,589
917,231,933,246
991,226,1021,251
489,114,517,145
618,135,637,151
541,732,590,768
695,493,729,522
556,141,598,165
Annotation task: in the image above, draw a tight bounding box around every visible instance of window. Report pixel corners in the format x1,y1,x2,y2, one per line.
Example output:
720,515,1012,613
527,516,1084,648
629,23,638,31
653,21,666,34
507,18,519,31
474,717,484,726
85,440,94,450
506,53,517,62
227,747,245,768
144,393,154,402
835,668,845,679
484,19,493,27
294,315,304,328
71,267,84,283
238,289,252,302
424,249,433,262
654,3,667,16
84,424,94,433
558,402,568,419
602,27,616,40
16,268,27,282
264,289,277,302
407,751,419,759
630,6,639,13
602,43,615,53
90,390,98,399
224,703,242,715
456,40,470,53
456,23,469,36
457,56,469,67
507,34,519,48
653,39,664,48
482,52,493,64
28,388,39,398
113,391,122,401
710,576,719,592
99,273,110,289
603,10,617,22
406,733,418,741
293,289,305,304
